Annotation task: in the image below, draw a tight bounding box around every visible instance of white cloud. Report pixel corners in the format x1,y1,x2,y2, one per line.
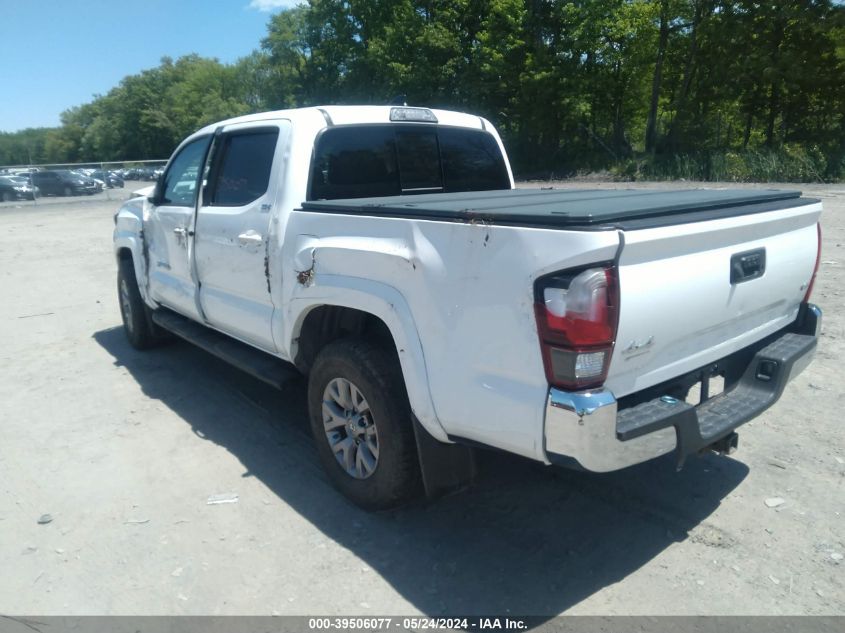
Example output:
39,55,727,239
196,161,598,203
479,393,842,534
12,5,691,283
248,0,300,11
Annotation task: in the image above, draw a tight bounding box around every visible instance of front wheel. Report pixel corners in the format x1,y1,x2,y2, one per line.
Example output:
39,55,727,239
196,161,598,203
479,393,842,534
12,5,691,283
63,186,73,196
117,257,168,350
308,339,421,510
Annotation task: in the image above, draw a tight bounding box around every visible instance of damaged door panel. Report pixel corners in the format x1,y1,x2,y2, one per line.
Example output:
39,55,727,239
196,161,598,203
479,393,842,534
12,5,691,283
145,135,211,321
193,122,289,351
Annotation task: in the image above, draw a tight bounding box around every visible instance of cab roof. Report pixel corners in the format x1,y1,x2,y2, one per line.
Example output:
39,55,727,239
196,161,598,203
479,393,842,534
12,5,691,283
193,105,488,138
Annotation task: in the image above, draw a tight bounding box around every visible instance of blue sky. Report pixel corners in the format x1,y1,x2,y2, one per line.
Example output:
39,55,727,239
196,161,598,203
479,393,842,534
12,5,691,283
0,0,299,132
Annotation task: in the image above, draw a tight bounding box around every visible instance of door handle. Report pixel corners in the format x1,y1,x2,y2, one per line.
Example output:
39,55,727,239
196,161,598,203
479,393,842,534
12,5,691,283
172,226,192,246
238,231,264,246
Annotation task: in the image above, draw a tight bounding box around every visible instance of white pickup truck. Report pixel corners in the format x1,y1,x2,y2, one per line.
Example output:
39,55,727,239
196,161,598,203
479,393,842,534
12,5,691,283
114,105,822,509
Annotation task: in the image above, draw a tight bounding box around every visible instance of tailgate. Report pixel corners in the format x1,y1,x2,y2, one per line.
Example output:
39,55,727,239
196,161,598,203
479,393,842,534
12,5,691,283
606,201,821,397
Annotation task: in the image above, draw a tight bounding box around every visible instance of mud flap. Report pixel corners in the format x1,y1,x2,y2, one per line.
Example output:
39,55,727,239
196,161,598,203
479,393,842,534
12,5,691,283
412,416,477,499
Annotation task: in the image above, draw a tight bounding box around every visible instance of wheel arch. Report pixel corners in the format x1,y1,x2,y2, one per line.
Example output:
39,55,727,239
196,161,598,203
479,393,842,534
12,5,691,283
114,238,152,306
286,277,448,442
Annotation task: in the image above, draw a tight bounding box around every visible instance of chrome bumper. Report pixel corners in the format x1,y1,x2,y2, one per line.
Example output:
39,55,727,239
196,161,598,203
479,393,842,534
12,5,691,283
544,389,676,472
544,304,821,473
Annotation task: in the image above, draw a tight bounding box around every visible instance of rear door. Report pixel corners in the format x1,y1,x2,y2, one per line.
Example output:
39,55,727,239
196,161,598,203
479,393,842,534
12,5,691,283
145,135,211,320
606,202,822,398
194,121,287,350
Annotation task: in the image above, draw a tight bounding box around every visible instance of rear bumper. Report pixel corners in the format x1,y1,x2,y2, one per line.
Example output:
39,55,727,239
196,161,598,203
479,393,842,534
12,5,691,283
544,303,821,472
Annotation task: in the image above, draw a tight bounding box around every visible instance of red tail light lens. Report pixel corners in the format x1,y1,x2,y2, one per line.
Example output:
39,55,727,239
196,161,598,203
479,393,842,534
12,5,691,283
534,265,619,390
803,223,822,302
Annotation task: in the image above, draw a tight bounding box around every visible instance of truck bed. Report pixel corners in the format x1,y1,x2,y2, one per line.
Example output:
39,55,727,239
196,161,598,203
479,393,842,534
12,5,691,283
300,187,816,228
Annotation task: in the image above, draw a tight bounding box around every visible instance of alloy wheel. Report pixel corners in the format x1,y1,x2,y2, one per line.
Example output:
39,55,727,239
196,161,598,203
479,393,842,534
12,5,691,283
322,377,379,479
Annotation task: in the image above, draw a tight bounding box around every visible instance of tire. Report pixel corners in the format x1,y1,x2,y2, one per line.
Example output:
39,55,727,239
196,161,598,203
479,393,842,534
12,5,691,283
308,339,422,510
63,186,73,197
1,192,12,202
117,256,168,350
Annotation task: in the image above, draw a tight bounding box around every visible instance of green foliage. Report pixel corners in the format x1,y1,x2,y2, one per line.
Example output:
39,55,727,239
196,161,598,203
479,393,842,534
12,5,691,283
2,0,844,182
611,145,834,182
0,55,256,165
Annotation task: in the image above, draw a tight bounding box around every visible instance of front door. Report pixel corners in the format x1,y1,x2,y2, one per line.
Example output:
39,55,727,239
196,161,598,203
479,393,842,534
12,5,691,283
145,135,211,320
194,122,287,350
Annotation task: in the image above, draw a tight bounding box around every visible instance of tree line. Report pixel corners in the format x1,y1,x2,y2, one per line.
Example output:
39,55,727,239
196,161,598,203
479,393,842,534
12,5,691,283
2,0,844,181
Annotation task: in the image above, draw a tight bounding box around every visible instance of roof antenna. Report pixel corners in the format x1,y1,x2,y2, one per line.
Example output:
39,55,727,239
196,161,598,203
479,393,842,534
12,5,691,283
389,95,407,106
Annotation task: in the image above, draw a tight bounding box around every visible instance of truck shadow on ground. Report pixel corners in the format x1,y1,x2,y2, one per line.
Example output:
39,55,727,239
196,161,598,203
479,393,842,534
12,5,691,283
95,327,749,616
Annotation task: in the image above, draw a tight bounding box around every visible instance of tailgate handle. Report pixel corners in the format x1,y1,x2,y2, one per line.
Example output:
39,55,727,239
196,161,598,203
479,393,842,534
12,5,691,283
730,248,766,284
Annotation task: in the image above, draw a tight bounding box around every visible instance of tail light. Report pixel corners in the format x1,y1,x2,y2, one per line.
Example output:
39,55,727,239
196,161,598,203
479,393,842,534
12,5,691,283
534,264,619,390
803,223,822,302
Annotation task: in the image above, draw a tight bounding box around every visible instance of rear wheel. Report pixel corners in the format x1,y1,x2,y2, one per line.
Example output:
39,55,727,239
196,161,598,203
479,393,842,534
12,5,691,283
1,192,12,202
308,339,421,510
63,186,73,196
117,256,168,350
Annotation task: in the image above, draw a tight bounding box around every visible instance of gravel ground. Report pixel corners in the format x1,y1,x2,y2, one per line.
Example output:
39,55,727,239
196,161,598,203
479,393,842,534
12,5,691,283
0,182,842,617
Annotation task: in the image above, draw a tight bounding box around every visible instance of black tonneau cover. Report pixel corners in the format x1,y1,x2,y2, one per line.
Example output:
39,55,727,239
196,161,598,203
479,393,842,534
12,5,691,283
300,187,813,228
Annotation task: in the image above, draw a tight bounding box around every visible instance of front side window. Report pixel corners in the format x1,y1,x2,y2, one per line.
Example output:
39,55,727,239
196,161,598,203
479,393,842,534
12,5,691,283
161,136,211,206
309,125,509,201
207,129,279,206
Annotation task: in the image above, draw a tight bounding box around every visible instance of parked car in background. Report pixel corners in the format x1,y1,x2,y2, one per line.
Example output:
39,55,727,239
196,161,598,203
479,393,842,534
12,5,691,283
30,170,102,196
72,170,103,188
128,166,159,181
0,175,39,201
9,175,40,196
122,167,155,181
89,170,125,188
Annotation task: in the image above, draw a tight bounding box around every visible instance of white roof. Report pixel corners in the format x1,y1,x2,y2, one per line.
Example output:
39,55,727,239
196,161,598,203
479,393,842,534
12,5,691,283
193,105,486,137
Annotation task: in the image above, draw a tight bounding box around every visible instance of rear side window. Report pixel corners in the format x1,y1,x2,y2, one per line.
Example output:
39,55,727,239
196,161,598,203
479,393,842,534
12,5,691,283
208,129,279,206
310,125,509,200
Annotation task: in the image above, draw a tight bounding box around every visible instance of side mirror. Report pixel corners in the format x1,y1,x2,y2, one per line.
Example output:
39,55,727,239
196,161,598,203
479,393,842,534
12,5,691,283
148,177,163,204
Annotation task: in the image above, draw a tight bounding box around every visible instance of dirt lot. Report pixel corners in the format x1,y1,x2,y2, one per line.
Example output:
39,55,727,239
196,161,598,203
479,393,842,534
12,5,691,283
0,182,843,617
